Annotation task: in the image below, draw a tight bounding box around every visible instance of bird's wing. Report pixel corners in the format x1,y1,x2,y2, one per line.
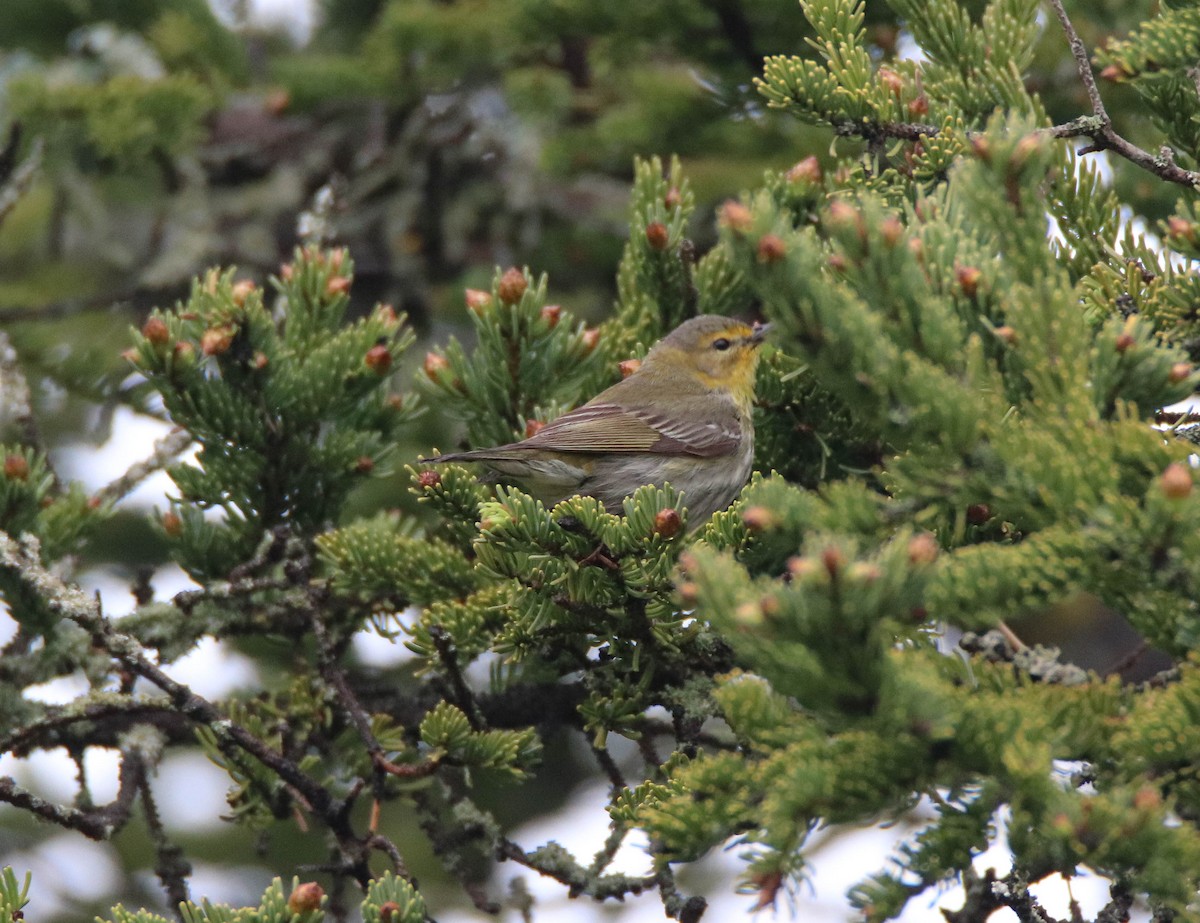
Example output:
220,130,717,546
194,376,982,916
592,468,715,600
524,401,741,458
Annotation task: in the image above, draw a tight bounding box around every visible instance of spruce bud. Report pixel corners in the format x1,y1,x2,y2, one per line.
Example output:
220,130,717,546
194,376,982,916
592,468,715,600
365,344,392,375
417,469,441,489
497,267,527,304
424,352,450,380
465,289,492,314
3,455,28,481
654,507,683,538
645,221,670,251
1161,462,1192,499
618,358,641,378
288,883,324,915
719,200,753,233
142,316,169,345
756,234,786,263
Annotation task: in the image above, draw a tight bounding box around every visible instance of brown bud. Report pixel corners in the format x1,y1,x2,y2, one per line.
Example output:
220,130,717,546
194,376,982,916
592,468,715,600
325,275,351,296
847,562,882,583
994,325,1017,346
3,455,29,481
1167,216,1195,242
525,419,545,438
328,248,347,273
645,221,670,251
288,882,324,915
581,328,601,353
1169,362,1193,384
759,594,781,618
1099,64,1125,82
907,94,929,117
969,135,992,163
201,327,234,356
365,344,392,375
878,66,903,96
424,352,450,380
1114,333,1135,354
231,279,256,306
785,156,822,185
541,304,562,327
664,187,682,210
253,351,269,370
827,253,848,273
497,267,528,305
417,469,441,489
757,234,786,263
465,288,492,314
676,580,699,605
120,348,138,362
719,200,753,233
879,216,904,247
907,237,925,261
387,394,404,411
355,456,375,474
173,341,195,364
280,263,295,281
966,503,991,524
742,505,777,532
142,316,169,345
379,902,401,923
956,265,982,297
907,532,939,565
618,358,641,379
734,600,762,625
375,304,399,326
653,507,683,538
821,546,846,578
827,199,862,230
87,495,103,510
1133,786,1162,811
1161,462,1193,499
162,511,183,537
787,555,815,580
1011,135,1042,169
265,87,291,115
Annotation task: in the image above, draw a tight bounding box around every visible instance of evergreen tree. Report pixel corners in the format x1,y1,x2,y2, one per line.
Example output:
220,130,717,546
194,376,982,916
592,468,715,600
5,0,1200,921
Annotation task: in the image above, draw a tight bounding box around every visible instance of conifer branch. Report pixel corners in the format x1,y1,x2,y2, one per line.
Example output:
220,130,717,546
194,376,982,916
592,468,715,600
1044,0,1200,188
95,427,194,506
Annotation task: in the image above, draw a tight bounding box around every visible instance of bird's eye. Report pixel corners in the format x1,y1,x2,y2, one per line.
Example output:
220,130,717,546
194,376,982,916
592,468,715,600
712,338,731,351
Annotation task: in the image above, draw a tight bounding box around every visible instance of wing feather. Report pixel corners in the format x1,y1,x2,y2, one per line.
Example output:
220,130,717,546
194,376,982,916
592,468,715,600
525,401,740,458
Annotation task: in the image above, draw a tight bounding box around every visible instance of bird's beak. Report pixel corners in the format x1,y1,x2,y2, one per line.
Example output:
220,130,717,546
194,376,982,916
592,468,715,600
749,321,771,345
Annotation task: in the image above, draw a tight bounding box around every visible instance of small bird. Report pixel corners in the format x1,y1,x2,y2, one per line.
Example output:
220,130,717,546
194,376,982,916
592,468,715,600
426,314,769,524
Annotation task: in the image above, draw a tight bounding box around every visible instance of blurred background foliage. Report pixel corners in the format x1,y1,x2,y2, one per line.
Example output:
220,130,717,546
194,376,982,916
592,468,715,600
0,0,1195,919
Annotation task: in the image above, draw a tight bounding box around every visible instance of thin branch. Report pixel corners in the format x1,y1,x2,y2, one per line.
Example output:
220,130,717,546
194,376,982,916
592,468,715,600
0,133,42,230
94,427,194,506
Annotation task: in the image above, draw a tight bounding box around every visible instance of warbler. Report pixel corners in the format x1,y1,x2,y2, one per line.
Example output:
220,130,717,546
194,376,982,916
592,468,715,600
426,314,769,524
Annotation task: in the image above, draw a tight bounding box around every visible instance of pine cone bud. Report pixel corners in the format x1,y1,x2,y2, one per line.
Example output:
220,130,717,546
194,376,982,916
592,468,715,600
418,469,441,489
142,316,169,345
379,902,401,923
173,341,195,366
645,221,670,251
288,882,324,915
325,275,351,296
966,503,991,524
734,600,762,625
742,506,777,532
497,267,527,304
877,66,903,96
280,263,295,281
994,325,1017,346
375,304,399,326
355,456,375,474
540,304,562,327
465,288,492,314
525,419,545,438
1167,216,1195,242
719,200,753,233
1169,362,1193,384
581,328,600,353
253,351,269,370
787,555,815,580
756,234,786,263
618,358,641,378
676,580,699,605
847,562,882,583
1011,135,1043,170
424,352,450,380
365,344,393,375
1114,333,1135,354
827,253,848,273
879,216,904,247
907,94,929,117
907,532,939,565
201,327,234,356
162,511,183,537
3,455,29,481
653,507,683,538
1099,64,1125,82
231,279,256,307
821,546,845,577
970,136,992,163
785,156,822,185
1161,462,1192,499
328,248,347,273
664,187,682,210
956,265,981,297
